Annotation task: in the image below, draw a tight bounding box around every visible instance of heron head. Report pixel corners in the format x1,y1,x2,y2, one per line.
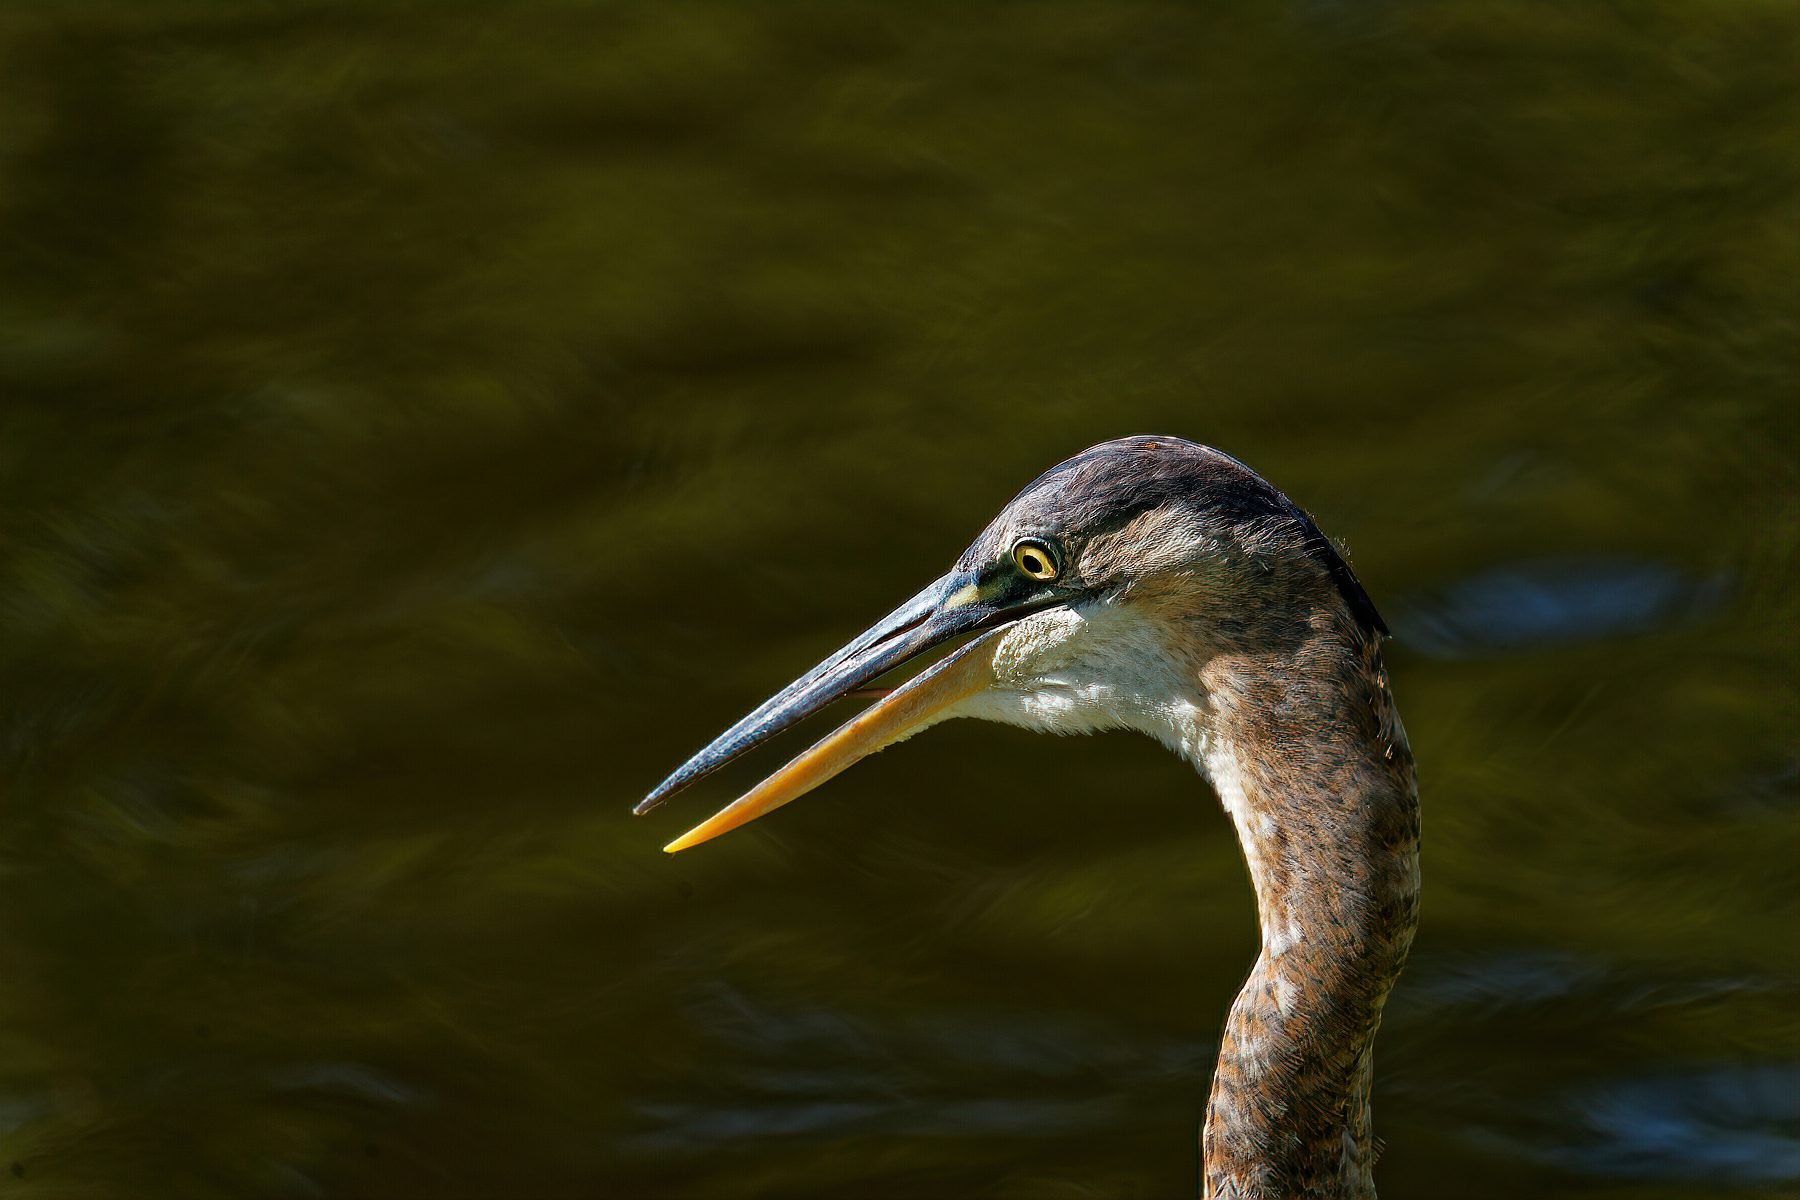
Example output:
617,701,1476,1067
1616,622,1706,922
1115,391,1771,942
637,435,1383,851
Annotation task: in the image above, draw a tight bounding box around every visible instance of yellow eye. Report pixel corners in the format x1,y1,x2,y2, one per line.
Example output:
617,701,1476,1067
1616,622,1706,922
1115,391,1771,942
1011,538,1059,581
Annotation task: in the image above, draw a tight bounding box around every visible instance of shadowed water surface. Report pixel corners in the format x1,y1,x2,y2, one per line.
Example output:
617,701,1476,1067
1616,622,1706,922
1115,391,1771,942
2,2,1796,1197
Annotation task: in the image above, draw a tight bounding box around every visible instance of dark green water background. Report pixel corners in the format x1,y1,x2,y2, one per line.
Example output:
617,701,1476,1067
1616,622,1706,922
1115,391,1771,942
3,3,1797,1197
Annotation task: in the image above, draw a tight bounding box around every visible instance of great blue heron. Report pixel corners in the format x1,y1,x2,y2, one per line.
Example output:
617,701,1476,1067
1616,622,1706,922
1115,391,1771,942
637,435,1420,1199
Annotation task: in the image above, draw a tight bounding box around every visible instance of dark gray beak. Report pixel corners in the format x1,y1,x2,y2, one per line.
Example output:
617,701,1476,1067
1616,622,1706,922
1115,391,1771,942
635,567,1065,819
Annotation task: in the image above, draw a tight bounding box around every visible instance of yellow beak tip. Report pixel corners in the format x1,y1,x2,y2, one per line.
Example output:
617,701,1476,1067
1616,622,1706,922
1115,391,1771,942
651,633,999,857
663,822,722,853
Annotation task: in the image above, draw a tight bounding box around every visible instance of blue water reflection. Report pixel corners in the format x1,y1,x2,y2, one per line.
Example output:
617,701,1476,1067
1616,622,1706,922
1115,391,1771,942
1395,558,1730,659
1,1,1794,1196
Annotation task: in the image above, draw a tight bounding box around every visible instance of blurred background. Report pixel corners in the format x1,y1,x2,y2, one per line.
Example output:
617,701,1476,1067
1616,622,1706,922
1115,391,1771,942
2,3,1796,1197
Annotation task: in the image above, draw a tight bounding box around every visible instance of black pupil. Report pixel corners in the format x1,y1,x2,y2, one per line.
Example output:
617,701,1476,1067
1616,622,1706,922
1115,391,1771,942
1025,551,1044,573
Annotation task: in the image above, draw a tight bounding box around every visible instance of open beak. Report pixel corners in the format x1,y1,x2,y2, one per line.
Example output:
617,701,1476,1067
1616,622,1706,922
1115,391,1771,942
636,569,1062,853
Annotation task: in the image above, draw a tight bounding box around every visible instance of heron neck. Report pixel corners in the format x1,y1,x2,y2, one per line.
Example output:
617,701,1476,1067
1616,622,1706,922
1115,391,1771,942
1195,638,1420,1199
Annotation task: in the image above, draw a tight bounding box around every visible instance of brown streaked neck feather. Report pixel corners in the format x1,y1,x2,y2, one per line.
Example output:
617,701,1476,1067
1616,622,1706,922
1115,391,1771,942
1198,623,1420,1199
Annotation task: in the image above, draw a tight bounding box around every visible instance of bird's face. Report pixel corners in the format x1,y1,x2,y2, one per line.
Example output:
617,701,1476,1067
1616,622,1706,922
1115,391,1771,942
636,436,1375,851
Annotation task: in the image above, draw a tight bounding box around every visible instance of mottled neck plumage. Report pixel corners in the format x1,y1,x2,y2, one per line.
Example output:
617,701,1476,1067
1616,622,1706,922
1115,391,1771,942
1197,628,1420,1199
